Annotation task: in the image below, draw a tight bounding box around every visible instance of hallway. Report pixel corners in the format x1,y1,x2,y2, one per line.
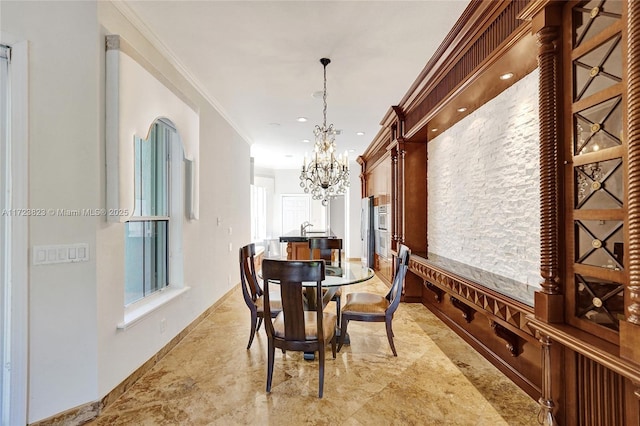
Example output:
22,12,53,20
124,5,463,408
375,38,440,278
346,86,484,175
90,270,538,425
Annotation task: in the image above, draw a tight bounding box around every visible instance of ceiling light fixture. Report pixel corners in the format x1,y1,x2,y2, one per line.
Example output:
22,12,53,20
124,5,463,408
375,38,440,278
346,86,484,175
457,107,467,112
300,58,349,206
302,139,310,143
500,72,514,80
297,117,308,122
356,131,365,136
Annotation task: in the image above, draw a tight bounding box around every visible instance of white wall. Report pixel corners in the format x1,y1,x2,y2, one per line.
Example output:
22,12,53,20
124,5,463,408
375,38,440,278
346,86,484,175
2,1,251,422
2,2,101,421
428,69,540,286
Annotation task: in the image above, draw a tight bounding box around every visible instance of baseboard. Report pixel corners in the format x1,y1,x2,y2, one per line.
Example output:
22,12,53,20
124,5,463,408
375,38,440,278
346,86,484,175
29,286,238,426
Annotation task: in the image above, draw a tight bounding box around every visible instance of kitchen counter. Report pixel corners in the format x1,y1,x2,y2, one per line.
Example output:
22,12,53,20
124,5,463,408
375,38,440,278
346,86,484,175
279,229,337,260
279,229,336,243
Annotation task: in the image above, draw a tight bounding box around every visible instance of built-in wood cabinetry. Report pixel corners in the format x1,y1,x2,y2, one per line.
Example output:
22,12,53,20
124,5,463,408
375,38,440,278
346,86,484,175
360,0,640,423
358,149,394,284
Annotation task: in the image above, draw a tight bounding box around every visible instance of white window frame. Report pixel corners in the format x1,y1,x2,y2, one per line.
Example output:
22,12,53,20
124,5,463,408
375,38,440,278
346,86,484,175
118,119,187,329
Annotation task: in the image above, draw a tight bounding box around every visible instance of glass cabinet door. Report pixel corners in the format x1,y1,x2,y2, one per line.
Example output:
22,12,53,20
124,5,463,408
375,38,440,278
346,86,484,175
566,0,626,342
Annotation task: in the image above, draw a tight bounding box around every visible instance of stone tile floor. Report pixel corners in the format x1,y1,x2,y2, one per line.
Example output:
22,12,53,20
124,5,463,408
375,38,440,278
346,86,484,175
90,270,539,425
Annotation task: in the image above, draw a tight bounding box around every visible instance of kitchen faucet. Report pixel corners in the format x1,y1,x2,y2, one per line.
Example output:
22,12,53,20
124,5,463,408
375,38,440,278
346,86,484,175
300,221,313,236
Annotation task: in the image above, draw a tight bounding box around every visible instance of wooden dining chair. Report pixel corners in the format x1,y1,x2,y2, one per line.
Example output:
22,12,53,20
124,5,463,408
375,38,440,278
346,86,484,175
308,237,343,321
337,244,411,356
239,243,282,349
261,259,337,398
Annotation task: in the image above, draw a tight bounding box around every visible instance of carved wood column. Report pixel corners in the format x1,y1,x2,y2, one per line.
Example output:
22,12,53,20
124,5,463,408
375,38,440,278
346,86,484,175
357,156,366,198
396,140,406,245
621,0,640,365
391,146,398,247
532,6,564,323
536,332,557,426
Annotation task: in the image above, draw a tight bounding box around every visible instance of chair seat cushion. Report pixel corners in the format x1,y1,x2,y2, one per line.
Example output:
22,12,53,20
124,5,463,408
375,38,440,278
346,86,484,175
273,311,337,340
254,292,282,312
343,292,389,314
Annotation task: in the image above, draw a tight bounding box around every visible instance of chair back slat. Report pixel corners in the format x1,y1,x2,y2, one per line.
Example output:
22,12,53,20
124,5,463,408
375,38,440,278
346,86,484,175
239,243,262,305
280,280,306,340
261,260,326,342
387,245,410,314
309,238,342,267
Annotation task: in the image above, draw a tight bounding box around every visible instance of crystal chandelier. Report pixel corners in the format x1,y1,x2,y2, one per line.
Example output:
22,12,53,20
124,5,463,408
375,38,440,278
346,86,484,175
300,58,350,206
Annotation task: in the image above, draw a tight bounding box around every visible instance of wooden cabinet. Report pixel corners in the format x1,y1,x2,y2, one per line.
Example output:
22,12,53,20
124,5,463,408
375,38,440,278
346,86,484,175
359,0,640,423
285,241,335,262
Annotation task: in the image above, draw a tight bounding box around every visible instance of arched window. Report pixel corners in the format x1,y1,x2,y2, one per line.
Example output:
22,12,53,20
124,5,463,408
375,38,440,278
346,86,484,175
125,119,184,305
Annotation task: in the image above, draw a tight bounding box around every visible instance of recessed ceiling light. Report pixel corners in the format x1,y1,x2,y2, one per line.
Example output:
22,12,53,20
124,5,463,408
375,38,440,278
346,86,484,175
500,72,514,80
312,90,324,98
268,122,280,127
432,128,438,132
356,131,365,136
348,149,355,153
285,154,293,158
302,139,310,143
457,107,467,113
297,117,308,122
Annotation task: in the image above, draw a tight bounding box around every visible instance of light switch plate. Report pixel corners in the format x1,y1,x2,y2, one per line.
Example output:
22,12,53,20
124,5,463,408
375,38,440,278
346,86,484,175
33,243,89,265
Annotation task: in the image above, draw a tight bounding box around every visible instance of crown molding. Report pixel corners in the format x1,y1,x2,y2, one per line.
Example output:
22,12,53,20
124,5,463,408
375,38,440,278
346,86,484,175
108,0,253,146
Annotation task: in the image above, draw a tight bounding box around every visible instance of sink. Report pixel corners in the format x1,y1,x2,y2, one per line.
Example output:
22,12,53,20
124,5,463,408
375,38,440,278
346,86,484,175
304,231,329,234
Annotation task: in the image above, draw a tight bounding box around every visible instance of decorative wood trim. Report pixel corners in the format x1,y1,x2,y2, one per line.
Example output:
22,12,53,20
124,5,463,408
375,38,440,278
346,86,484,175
404,0,531,133
409,257,535,337
528,318,640,385
491,320,521,357
626,0,640,327
536,21,562,296
450,296,474,323
535,331,557,426
425,281,444,303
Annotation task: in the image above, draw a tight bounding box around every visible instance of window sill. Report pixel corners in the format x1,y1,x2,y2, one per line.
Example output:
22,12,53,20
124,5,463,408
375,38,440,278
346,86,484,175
117,285,190,330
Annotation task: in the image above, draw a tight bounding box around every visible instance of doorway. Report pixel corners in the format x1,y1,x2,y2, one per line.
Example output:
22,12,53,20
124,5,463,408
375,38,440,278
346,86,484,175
281,195,310,235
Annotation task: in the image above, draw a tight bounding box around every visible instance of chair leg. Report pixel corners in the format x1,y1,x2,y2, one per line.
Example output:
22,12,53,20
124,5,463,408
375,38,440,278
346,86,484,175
318,345,325,398
256,317,263,331
331,334,336,358
247,312,258,349
385,318,397,356
335,295,341,326
337,318,349,352
266,339,275,393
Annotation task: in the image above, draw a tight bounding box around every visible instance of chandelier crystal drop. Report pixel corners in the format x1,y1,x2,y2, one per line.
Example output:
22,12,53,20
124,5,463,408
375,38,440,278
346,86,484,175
300,58,350,206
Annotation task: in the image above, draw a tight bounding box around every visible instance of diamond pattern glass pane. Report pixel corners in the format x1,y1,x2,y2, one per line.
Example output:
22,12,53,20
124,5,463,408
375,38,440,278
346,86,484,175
574,35,622,101
574,96,622,155
573,0,623,48
575,219,623,269
576,274,624,331
575,158,623,209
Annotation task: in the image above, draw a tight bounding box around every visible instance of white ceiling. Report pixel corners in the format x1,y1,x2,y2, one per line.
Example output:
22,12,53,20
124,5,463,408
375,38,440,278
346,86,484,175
122,0,470,170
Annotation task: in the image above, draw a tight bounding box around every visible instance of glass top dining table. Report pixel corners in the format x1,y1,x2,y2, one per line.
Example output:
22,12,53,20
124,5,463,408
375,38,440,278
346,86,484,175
260,261,375,308
259,261,375,359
